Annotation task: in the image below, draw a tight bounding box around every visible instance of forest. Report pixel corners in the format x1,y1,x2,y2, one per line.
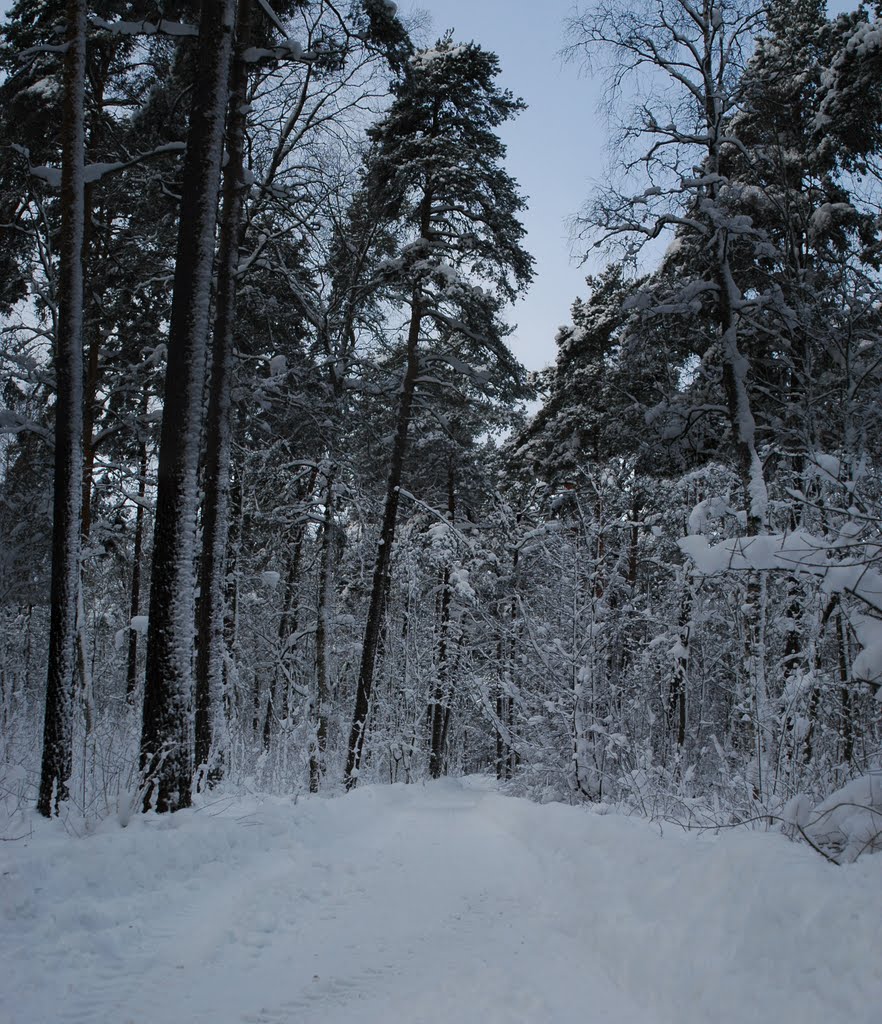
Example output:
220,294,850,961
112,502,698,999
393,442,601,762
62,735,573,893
0,0,881,866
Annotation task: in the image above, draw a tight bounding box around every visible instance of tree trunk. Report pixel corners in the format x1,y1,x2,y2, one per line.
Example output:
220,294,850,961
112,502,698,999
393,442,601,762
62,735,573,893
344,292,422,788
429,464,456,778
669,574,691,754
705,36,769,797
141,0,236,813
37,0,87,818
837,612,854,765
125,430,149,703
80,301,100,541
263,464,319,746
194,0,254,784
310,462,336,792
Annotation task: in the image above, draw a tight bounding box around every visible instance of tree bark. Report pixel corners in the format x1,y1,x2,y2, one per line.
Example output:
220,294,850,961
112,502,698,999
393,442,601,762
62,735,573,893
669,574,691,754
141,0,236,813
310,463,336,792
125,429,149,703
194,0,254,784
701,11,769,795
429,463,456,778
263,464,319,746
837,612,854,765
37,0,87,818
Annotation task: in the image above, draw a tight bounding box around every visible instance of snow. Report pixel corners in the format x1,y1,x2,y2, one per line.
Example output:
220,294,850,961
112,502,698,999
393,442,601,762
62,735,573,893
810,203,854,235
678,529,882,638
22,77,61,100
687,494,735,534
804,773,882,863
851,614,882,691
410,45,468,69
88,15,199,37
242,39,305,64
30,164,62,187
2,779,880,1024
842,19,882,59
449,566,476,603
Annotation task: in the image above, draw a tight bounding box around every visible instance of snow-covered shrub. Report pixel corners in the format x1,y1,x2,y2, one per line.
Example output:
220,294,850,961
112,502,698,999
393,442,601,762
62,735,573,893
801,773,882,863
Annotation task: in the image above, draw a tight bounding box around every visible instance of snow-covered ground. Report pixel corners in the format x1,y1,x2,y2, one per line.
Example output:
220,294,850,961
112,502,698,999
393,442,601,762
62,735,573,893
2,778,880,1024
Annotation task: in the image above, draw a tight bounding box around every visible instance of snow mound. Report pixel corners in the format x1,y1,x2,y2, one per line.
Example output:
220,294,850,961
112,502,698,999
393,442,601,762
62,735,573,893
804,773,882,863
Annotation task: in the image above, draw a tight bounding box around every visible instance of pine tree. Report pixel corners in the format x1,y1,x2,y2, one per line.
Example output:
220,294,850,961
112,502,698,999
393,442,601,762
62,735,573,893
36,0,87,817
343,37,533,787
140,0,237,813
193,0,255,788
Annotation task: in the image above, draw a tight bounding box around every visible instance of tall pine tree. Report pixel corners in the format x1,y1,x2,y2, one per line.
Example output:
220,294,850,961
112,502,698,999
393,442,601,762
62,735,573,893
344,37,533,786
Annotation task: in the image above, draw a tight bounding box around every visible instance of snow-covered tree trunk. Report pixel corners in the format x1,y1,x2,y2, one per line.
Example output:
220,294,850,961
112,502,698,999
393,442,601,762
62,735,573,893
669,573,692,755
141,0,237,813
194,0,254,786
496,534,521,783
263,465,321,753
37,0,87,818
429,464,456,778
567,0,775,794
340,39,531,788
310,462,336,793
837,611,854,766
126,429,149,704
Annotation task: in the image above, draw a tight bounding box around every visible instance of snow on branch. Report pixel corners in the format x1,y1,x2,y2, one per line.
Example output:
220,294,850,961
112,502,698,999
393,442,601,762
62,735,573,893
88,16,198,37
245,0,310,62
242,40,308,64
680,529,882,686
785,774,882,863
24,142,186,189
18,42,69,58
678,531,882,605
0,408,51,440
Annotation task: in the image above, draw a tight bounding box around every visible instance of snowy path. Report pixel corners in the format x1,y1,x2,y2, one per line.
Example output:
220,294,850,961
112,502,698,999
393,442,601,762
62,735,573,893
2,779,881,1024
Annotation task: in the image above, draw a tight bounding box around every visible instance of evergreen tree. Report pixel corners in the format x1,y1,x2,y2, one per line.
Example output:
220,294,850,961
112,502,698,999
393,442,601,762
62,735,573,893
140,0,237,813
36,0,87,817
344,37,533,786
